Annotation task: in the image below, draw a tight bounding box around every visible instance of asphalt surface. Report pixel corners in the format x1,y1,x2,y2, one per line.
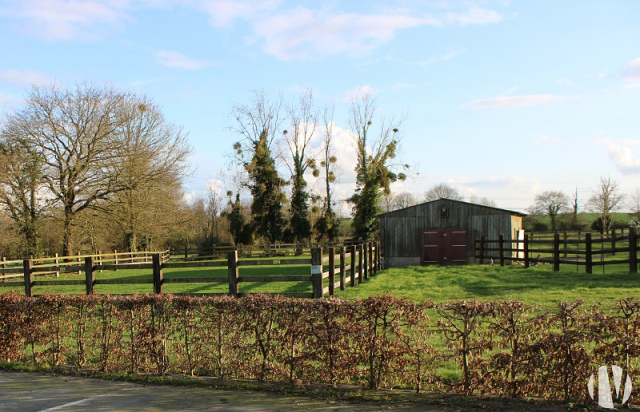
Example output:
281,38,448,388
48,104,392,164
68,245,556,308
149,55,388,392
0,370,445,412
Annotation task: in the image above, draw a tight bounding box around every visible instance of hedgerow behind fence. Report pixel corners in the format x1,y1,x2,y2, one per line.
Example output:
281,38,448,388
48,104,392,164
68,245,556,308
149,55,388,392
1,293,639,404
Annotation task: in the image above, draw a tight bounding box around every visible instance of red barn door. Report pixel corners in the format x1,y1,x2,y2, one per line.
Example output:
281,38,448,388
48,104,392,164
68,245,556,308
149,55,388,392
422,228,467,265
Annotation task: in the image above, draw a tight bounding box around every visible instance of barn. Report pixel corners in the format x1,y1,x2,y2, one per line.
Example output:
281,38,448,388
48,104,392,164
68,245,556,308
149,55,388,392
378,198,525,267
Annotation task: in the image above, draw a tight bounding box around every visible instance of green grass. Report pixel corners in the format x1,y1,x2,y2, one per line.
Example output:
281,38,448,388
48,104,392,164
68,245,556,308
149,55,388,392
335,263,640,309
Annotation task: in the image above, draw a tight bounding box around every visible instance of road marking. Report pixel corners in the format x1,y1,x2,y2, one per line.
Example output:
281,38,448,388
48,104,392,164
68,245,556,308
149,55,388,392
37,393,110,411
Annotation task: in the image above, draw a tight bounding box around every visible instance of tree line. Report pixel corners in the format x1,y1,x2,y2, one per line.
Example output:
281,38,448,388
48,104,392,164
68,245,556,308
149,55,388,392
0,84,408,258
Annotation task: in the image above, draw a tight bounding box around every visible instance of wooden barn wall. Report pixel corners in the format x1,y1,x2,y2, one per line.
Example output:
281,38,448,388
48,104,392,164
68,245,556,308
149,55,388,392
380,200,521,263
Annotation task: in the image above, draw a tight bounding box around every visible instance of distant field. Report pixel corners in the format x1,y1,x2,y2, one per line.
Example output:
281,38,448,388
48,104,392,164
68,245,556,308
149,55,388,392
524,212,637,230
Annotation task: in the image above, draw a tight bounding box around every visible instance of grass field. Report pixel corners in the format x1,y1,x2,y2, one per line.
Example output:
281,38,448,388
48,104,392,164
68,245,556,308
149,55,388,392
3,256,640,310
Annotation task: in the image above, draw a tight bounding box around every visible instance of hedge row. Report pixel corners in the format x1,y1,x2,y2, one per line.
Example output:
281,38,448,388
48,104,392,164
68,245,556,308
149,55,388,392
1,293,639,404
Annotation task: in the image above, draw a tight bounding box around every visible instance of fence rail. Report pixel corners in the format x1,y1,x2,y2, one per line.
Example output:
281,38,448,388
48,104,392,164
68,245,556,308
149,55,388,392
1,242,381,299
475,228,639,273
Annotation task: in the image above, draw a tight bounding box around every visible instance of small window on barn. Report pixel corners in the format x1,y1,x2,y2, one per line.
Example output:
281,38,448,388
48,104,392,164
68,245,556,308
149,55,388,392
440,204,449,218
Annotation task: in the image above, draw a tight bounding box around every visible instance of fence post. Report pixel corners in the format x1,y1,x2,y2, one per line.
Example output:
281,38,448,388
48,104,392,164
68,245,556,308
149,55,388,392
363,243,368,280
152,254,163,294
358,244,363,283
369,242,375,275
524,234,530,268
563,232,568,258
350,245,356,287
23,259,33,297
499,234,505,266
85,256,95,295
376,241,381,270
185,245,188,261
1,257,5,283
311,247,323,299
479,236,485,264
630,227,637,274
612,229,616,256
553,233,560,272
227,250,239,297
328,247,335,297
339,247,346,291
586,233,593,274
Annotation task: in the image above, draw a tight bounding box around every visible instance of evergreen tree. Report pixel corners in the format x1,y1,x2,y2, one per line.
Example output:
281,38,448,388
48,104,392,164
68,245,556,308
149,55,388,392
245,132,287,243
227,192,245,245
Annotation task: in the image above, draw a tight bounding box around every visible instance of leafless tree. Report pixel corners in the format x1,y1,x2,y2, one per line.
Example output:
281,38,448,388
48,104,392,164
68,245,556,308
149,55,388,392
423,183,464,202
316,100,339,240
106,94,191,251
348,90,407,240
586,177,626,233
468,195,496,207
631,188,640,219
1,83,127,255
528,190,570,231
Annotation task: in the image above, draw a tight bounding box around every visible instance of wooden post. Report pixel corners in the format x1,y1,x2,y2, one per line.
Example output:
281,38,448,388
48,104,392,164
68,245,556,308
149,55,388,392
152,254,163,294
350,245,356,287
311,247,323,299
328,247,335,297
85,256,95,295
114,250,118,271
339,247,346,291
499,234,505,266
376,241,381,270
612,229,616,256
563,232,568,258
479,236,485,264
369,242,375,275
23,259,33,297
227,250,239,297
585,232,593,274
358,244,363,284
1,257,5,283
363,243,368,280
553,233,560,272
524,234,530,268
185,244,188,261
630,227,637,274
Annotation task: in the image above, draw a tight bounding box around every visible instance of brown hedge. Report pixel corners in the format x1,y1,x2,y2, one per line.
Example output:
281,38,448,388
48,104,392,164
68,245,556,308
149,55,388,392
1,292,639,404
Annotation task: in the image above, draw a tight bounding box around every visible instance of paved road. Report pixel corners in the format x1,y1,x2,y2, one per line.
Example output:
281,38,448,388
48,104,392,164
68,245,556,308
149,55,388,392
0,370,444,412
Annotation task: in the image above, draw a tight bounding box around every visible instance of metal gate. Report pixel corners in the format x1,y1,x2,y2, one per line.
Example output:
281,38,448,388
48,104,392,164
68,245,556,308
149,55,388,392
422,228,467,265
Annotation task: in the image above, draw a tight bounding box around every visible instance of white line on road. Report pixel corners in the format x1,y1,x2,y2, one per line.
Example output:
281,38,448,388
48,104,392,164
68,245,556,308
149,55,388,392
37,393,110,411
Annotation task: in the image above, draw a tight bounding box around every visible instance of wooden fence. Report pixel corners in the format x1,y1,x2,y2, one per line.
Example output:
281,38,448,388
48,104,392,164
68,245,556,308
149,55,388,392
178,241,365,261
475,228,639,274
0,242,381,299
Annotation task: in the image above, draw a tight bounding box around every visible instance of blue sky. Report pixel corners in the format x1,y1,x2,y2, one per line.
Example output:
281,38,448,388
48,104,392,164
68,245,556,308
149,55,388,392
1,0,639,214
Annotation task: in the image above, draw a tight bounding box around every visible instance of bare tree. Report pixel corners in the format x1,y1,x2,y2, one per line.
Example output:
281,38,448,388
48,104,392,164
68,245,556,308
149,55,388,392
631,188,640,219
468,195,496,207
316,101,339,241
528,190,570,231
1,83,127,256
586,177,626,233
106,94,191,252
424,183,464,202
382,191,418,212
282,89,317,243
348,90,407,240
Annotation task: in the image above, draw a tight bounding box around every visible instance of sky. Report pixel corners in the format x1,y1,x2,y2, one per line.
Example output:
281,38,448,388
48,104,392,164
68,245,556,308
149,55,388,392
1,0,640,215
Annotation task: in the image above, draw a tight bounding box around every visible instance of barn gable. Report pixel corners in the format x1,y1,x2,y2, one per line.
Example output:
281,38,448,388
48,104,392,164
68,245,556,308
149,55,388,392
378,198,525,267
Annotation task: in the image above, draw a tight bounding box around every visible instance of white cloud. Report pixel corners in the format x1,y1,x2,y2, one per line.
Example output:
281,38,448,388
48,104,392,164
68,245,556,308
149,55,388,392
416,50,464,66
443,6,503,26
602,138,640,175
200,4,503,60
0,69,52,86
532,135,558,145
622,58,640,89
460,94,573,109
155,51,210,70
556,78,572,87
1,0,132,41
343,85,378,102
198,0,281,28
